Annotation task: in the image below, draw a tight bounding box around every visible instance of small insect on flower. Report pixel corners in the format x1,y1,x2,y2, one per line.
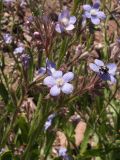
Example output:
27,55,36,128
43,70,74,96
83,1,106,25
55,8,76,33
89,59,117,83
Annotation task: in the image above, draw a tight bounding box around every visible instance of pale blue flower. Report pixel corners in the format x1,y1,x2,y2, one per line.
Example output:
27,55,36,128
44,113,56,130
55,9,76,33
58,147,72,160
58,147,67,157
89,59,117,83
3,33,12,44
44,121,52,130
13,45,24,54
37,59,56,76
43,71,74,96
83,2,106,25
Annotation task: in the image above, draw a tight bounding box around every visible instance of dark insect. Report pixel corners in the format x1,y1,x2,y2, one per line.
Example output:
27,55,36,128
99,66,109,73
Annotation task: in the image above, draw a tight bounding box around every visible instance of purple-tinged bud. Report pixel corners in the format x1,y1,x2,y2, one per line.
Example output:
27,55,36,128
20,54,30,69
33,32,40,39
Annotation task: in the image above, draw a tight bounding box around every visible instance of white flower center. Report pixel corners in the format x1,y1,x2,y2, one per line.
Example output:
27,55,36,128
61,17,69,26
90,9,97,16
56,78,64,87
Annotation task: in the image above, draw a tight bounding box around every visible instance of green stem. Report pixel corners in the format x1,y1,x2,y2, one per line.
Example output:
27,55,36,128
57,37,69,68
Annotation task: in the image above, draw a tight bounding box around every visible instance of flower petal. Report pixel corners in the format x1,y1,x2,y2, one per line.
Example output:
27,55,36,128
43,76,55,87
62,83,74,94
91,16,100,25
100,73,110,81
69,16,76,24
65,24,74,31
93,1,100,9
52,71,63,79
48,113,56,121
63,72,74,82
83,5,92,11
44,120,52,130
97,11,106,19
84,11,91,18
58,147,67,157
94,59,104,66
110,75,116,84
58,9,70,21
38,67,46,75
50,85,61,96
107,63,117,75
46,59,56,70
89,63,100,72
46,59,56,75
55,23,64,33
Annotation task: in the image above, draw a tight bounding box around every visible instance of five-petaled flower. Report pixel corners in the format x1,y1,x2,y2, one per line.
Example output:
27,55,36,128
43,70,74,96
83,2,106,25
89,59,117,83
55,8,76,33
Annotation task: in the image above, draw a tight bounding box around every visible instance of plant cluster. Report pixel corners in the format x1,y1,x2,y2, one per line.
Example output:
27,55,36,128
0,0,120,160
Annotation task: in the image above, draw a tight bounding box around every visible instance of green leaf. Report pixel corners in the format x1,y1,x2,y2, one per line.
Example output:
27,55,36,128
57,37,69,67
1,151,13,160
0,83,9,104
15,116,29,143
80,126,92,154
44,131,56,159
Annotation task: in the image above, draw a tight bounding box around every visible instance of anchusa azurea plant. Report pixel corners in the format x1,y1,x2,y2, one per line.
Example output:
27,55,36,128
0,0,120,160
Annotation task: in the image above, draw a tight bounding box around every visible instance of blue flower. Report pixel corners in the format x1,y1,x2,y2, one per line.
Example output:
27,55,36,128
58,147,72,160
55,8,76,33
89,59,117,83
44,113,56,130
20,54,30,69
3,33,12,44
83,2,106,25
58,147,67,157
37,59,56,76
14,43,25,54
43,71,74,96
